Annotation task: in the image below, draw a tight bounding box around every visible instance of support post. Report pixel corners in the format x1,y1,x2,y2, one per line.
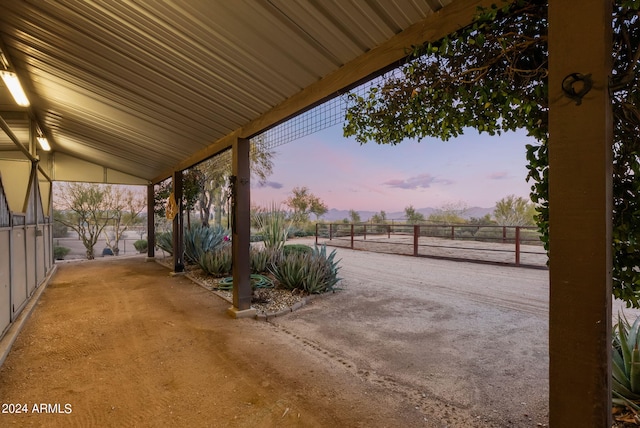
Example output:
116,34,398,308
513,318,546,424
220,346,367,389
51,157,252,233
350,224,354,249
315,223,318,245
172,170,184,273
515,226,520,266
146,183,155,260
413,225,419,256
228,138,254,318
548,1,612,426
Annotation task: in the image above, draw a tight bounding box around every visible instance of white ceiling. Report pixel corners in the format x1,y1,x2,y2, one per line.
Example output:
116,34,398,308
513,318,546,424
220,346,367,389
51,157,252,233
0,0,470,184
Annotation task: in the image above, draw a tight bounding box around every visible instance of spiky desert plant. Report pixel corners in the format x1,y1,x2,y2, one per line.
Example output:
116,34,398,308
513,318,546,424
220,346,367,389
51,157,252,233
269,244,342,294
250,246,283,274
254,202,290,250
269,252,308,291
310,244,342,292
184,224,229,263
155,231,173,255
198,245,232,276
613,312,640,411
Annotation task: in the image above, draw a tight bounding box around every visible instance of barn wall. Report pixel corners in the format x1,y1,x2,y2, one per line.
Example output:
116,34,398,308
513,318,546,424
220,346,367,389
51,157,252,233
0,162,54,339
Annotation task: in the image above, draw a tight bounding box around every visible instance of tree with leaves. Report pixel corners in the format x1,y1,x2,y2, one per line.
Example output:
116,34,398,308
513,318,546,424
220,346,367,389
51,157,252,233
102,186,146,255
285,186,327,224
348,209,361,223
404,205,425,224
54,182,116,260
344,0,640,306
371,210,388,224
428,202,469,224
493,194,537,226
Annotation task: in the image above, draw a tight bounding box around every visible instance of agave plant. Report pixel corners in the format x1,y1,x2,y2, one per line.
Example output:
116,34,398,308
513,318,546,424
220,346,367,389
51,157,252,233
304,244,342,293
612,312,640,411
198,245,233,276
184,224,229,263
269,244,342,294
155,231,173,255
250,246,282,273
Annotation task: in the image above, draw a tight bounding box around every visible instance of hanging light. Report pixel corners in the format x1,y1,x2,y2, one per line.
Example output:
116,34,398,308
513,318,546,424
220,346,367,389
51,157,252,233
0,70,29,106
37,136,50,151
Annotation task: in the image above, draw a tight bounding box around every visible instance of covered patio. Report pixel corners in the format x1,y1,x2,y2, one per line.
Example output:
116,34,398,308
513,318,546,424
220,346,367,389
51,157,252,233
0,1,617,425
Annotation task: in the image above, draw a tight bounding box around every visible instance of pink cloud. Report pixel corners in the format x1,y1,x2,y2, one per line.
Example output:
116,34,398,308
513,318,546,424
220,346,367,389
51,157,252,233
488,171,509,180
382,173,452,190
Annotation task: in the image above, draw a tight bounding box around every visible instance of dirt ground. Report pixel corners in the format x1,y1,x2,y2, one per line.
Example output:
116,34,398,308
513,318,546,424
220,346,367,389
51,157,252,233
0,243,634,427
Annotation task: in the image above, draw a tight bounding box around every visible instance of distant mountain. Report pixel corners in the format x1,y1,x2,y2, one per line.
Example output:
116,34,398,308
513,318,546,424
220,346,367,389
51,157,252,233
321,206,494,222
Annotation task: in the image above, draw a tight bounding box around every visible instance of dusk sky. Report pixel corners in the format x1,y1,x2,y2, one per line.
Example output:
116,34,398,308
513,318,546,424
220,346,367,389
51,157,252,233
251,124,537,213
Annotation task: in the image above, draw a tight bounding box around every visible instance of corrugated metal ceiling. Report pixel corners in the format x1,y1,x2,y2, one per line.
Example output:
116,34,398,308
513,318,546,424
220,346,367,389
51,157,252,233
0,0,453,183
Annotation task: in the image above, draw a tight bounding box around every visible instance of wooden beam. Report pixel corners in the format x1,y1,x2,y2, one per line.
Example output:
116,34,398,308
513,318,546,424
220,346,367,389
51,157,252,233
152,0,500,184
172,170,185,273
146,183,155,260
548,1,612,426
228,137,253,317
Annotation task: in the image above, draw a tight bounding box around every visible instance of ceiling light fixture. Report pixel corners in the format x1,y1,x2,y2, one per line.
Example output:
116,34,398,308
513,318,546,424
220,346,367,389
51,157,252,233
37,136,51,151
0,70,30,107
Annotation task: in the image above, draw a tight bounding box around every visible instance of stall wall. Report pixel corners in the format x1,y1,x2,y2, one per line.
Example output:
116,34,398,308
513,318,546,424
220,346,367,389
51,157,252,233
0,166,54,339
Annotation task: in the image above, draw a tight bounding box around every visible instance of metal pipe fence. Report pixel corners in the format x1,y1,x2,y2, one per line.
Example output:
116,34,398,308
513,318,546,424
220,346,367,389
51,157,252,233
315,223,547,268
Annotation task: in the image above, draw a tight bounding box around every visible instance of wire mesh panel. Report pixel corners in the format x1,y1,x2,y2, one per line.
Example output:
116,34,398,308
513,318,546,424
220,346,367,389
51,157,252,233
251,76,384,151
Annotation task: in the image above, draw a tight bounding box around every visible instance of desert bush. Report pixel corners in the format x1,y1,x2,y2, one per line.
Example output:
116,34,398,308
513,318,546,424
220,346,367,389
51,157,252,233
184,224,229,263
199,245,232,276
133,239,148,253
283,244,312,256
53,246,71,260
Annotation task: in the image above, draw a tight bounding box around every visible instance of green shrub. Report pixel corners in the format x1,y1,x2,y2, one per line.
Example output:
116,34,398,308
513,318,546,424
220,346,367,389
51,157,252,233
184,224,229,263
133,239,148,253
53,246,71,260
198,245,232,276
155,231,173,255
283,244,312,256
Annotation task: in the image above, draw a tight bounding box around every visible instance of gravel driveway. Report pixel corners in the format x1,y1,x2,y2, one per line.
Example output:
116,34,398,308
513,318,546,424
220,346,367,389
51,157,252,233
275,239,550,426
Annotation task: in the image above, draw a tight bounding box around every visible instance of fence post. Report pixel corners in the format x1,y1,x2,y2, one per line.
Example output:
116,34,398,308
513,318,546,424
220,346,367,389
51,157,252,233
451,226,455,240
515,226,521,265
387,224,391,239
329,224,333,241
350,224,354,249
364,224,367,240
315,223,318,245
413,225,419,256
502,226,507,243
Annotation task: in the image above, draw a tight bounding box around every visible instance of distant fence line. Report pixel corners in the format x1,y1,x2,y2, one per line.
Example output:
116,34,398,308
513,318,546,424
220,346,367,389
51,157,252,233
315,223,547,268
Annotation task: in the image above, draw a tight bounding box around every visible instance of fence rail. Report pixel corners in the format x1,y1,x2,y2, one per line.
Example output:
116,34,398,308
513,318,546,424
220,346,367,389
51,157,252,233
315,223,547,268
